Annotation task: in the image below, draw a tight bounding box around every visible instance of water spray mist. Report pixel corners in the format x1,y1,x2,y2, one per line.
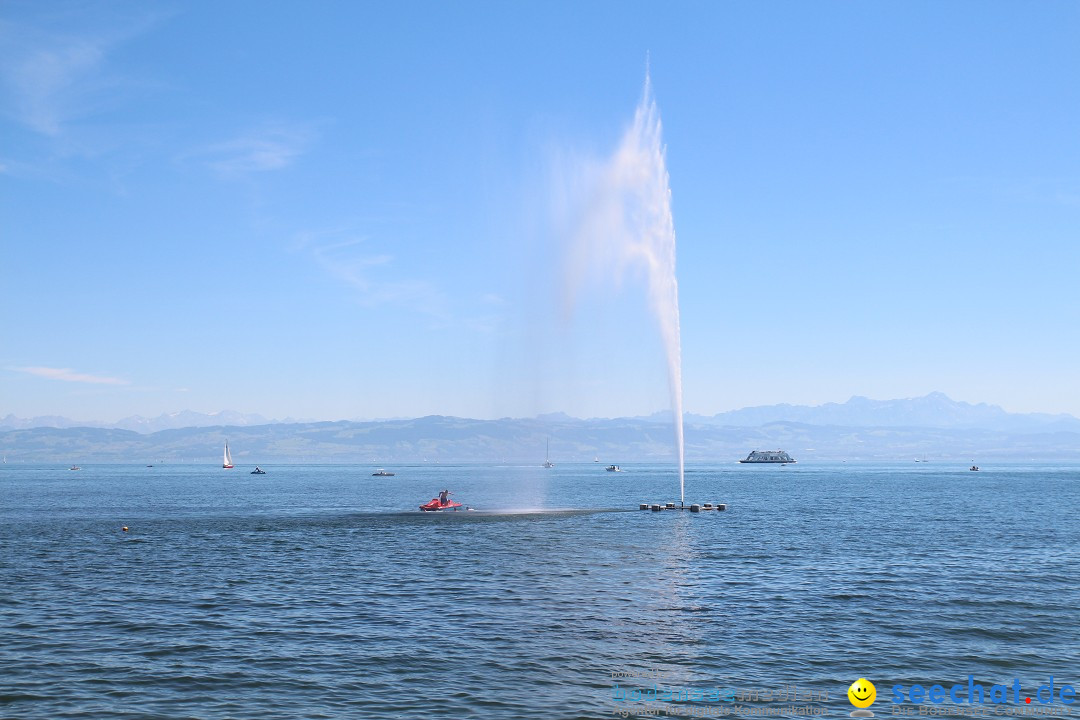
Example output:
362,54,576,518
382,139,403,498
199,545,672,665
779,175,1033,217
562,71,685,503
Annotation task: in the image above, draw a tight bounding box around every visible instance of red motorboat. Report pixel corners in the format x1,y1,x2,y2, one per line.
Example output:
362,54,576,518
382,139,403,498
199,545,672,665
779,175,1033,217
419,498,464,512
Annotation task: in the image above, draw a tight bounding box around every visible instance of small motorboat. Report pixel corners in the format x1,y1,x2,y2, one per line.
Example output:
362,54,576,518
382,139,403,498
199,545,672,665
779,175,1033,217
69,465,81,471
251,466,266,475
419,498,465,512
605,465,621,472
969,465,980,471
372,469,395,477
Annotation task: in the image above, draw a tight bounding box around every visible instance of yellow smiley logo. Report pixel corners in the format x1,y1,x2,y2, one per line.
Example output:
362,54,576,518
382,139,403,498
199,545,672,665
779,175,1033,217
848,678,877,708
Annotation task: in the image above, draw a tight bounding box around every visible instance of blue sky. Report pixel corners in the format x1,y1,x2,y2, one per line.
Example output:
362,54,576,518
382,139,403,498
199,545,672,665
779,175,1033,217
2,1,1078,422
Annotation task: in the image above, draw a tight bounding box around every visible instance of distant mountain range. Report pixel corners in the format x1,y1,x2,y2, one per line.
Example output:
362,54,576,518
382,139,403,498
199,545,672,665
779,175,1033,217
5,393,1078,434
1,394,1078,463
656,392,1080,433
0,410,284,434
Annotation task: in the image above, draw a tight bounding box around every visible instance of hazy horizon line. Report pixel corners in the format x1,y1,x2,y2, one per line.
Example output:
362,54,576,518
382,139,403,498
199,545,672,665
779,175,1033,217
4,390,1080,431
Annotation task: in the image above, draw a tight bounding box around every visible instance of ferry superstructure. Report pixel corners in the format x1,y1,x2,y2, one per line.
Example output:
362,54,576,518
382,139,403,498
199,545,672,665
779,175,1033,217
739,450,795,464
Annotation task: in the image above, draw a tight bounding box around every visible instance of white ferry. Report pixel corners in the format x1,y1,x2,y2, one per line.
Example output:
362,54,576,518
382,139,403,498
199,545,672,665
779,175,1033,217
739,450,795,464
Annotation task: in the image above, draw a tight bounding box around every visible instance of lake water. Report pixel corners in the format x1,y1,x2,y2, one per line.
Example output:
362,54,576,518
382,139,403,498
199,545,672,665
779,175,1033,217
2,462,1078,719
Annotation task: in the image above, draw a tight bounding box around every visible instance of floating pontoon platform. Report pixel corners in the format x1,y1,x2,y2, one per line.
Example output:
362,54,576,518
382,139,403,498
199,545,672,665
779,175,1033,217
639,502,727,512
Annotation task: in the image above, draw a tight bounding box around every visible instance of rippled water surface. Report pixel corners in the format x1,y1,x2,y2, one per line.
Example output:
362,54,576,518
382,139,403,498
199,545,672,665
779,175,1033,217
2,462,1078,719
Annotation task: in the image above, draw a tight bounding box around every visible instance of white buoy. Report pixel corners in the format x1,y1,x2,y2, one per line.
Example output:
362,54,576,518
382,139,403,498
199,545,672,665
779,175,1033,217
639,503,649,510
717,504,727,511
690,504,700,512
651,504,661,512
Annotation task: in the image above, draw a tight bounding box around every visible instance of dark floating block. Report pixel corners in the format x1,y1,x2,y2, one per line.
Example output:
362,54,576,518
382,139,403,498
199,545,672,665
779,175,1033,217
638,502,726,512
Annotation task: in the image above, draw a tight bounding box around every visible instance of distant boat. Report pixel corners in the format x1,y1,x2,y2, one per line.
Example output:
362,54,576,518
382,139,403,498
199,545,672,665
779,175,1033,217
739,450,796,464
372,469,395,477
543,439,554,468
593,456,599,463
251,466,266,475
605,465,621,472
69,465,81,471
970,465,980,471
223,441,234,469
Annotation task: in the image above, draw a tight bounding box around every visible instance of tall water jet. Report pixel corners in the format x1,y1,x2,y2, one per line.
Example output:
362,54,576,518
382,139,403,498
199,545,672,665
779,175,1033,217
560,71,685,503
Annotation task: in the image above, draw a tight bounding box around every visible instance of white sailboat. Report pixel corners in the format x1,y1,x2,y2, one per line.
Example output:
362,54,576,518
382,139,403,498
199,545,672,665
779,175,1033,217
223,440,234,469
542,439,554,468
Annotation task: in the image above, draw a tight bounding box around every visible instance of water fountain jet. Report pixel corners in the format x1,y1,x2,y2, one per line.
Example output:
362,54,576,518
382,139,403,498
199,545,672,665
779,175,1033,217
561,70,687,504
